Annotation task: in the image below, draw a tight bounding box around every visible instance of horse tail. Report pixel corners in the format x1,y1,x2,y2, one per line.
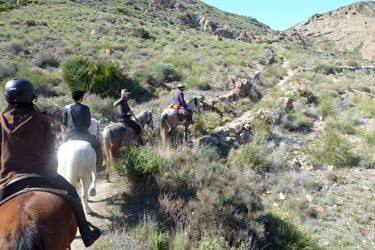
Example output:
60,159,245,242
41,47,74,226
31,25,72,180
160,112,169,146
102,127,114,179
14,223,44,250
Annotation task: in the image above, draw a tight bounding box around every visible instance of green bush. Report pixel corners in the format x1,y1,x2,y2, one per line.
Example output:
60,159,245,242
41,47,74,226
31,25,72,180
263,213,322,250
62,57,92,92
308,128,357,168
227,138,290,173
315,64,341,75
191,112,222,136
63,57,140,98
150,232,169,250
0,3,16,12
0,60,18,81
198,236,229,250
16,67,62,97
33,54,60,69
316,94,339,120
115,147,167,186
187,163,265,248
91,60,140,98
185,75,211,90
281,110,311,132
133,64,181,87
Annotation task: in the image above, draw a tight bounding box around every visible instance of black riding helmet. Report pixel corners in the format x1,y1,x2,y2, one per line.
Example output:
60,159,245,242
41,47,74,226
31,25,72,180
4,78,36,104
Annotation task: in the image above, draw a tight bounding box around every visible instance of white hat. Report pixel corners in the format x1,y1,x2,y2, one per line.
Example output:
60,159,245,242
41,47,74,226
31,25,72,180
121,89,131,95
177,83,185,88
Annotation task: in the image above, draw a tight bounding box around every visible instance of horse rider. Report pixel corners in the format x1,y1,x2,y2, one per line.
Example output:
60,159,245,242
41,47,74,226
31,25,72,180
62,89,105,173
113,89,144,145
0,78,100,247
171,83,194,124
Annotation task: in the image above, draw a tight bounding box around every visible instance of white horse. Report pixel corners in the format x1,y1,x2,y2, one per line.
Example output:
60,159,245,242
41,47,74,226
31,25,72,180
160,96,203,146
57,140,97,215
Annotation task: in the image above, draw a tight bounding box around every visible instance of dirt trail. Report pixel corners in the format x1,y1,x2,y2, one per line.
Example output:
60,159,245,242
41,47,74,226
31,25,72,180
70,173,126,250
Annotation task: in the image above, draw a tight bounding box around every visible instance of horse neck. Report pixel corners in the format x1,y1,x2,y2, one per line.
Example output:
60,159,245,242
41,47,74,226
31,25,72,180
187,97,197,109
136,112,148,127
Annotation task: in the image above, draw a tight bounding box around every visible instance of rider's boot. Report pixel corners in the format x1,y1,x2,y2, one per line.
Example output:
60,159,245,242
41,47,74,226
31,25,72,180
54,175,101,247
0,189,4,202
186,114,194,125
75,204,101,247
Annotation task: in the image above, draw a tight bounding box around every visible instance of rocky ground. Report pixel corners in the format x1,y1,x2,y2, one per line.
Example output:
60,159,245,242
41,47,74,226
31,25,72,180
70,174,126,250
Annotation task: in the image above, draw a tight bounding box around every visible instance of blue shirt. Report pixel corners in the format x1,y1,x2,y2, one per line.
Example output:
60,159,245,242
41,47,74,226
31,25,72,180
172,89,186,108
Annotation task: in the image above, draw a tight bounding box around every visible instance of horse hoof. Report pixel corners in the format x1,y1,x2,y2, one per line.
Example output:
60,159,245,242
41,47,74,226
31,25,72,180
90,189,96,197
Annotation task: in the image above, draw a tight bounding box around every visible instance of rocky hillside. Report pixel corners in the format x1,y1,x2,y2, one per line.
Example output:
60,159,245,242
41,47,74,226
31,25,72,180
291,1,375,61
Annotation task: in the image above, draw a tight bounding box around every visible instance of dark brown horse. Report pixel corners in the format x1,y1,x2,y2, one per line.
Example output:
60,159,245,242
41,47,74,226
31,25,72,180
0,190,77,250
102,110,154,181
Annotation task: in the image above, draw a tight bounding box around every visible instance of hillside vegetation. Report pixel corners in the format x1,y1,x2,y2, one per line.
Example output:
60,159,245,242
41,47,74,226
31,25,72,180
1,0,375,249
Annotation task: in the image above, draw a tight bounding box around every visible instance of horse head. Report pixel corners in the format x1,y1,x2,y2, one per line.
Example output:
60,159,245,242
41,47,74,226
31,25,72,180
187,96,205,113
137,110,154,130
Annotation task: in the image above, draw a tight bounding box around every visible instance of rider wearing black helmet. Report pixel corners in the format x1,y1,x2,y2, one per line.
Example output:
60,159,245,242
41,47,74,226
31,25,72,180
0,78,100,247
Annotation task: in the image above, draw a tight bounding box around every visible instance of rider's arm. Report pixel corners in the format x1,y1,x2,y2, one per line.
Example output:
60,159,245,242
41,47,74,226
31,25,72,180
180,92,187,108
113,98,122,106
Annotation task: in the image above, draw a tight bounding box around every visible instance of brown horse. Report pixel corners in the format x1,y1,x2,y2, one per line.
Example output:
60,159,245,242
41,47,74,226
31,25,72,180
102,110,154,181
0,190,77,250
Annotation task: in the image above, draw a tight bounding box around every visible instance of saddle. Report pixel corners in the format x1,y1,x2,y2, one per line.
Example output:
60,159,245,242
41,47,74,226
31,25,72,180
169,104,188,122
0,174,78,206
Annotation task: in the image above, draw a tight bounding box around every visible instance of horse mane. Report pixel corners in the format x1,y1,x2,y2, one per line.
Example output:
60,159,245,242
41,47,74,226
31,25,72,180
13,221,44,250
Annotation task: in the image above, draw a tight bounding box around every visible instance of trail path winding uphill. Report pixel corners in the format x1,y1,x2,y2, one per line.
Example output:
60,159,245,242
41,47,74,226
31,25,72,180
70,174,126,250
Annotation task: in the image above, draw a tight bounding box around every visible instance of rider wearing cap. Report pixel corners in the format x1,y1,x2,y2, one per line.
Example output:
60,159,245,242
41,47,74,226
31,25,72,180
0,78,100,247
113,89,144,145
172,83,194,124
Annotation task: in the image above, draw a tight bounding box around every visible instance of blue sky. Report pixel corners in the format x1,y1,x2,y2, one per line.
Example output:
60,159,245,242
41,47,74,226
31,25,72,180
200,0,365,31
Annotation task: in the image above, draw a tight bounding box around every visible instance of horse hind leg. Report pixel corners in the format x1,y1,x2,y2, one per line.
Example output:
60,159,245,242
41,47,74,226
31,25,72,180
89,172,96,197
80,177,93,215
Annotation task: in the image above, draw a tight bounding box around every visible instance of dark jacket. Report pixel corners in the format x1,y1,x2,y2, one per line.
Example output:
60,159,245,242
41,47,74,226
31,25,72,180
117,99,131,119
0,110,57,189
172,88,187,108
63,103,91,137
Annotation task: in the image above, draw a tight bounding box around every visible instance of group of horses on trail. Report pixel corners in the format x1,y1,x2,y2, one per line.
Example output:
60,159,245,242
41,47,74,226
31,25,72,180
0,96,202,249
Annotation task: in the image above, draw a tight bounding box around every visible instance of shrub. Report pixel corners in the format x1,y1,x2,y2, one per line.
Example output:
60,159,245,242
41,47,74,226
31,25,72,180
0,3,16,12
281,110,311,132
308,128,357,168
325,115,357,135
115,147,167,187
263,213,322,250
150,232,169,250
315,64,340,75
316,93,339,120
33,54,60,68
198,236,229,250
187,163,265,248
227,138,290,173
62,57,92,92
0,60,18,81
185,75,211,90
63,57,141,98
16,67,62,97
91,60,140,98
132,27,152,40
133,64,181,87
190,112,222,136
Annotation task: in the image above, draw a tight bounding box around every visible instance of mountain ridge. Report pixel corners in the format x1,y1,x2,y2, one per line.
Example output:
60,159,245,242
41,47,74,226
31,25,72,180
291,1,375,61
